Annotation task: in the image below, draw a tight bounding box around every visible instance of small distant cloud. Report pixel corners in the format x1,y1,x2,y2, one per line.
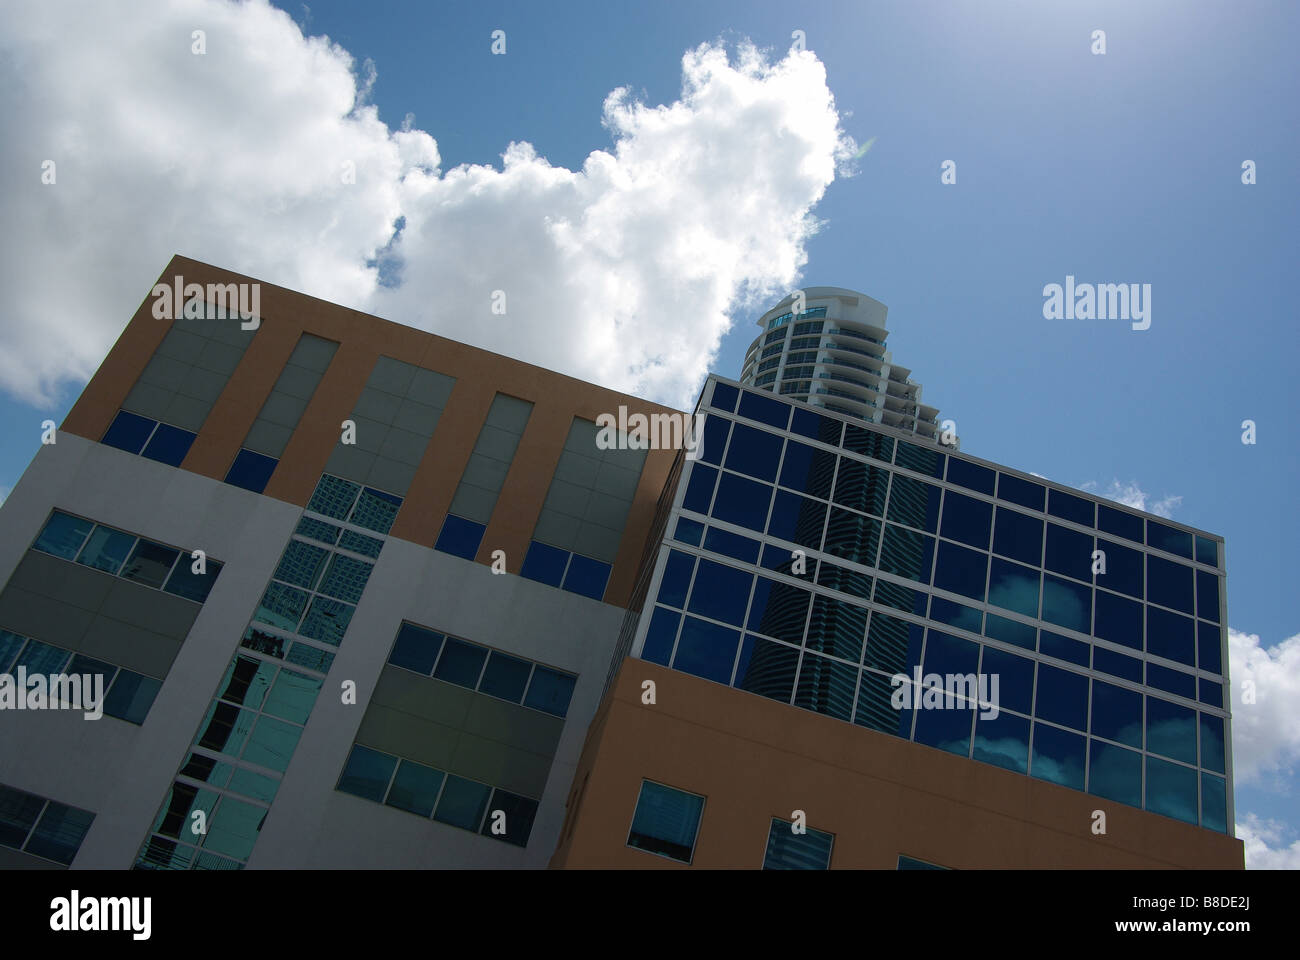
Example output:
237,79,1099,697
1080,478,1181,518
1236,814,1300,869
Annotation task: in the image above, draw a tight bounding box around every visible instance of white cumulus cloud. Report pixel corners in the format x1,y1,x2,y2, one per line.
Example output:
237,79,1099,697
1078,479,1181,518
1236,814,1300,869
1229,628,1300,786
0,0,854,411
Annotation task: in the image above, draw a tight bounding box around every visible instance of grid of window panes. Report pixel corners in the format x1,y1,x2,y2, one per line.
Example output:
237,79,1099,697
762,817,834,869
135,474,396,869
0,783,95,866
0,630,163,724
335,744,540,847
638,379,1230,832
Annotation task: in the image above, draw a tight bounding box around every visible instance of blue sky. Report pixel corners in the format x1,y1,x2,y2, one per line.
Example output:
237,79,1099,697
0,0,1295,864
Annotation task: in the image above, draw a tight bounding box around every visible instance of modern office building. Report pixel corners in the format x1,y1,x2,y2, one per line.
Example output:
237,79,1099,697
0,258,1242,870
739,287,947,445
550,377,1244,869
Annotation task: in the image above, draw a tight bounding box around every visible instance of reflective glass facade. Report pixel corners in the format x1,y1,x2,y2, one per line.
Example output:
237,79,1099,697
634,377,1231,833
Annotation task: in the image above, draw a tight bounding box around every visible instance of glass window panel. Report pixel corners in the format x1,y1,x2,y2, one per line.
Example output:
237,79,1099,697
687,559,752,626
940,491,992,550
34,511,94,560
824,509,881,568
523,666,576,717
253,581,309,632
991,507,1042,566
1041,574,1090,633
121,539,180,588
913,697,973,756
864,613,924,676
75,525,136,575
350,487,402,535
842,424,894,462
997,473,1045,511
972,711,1030,774
1038,630,1089,666
274,540,329,590
1199,713,1226,774
1146,555,1194,614
298,596,354,647
0,631,26,673
141,423,197,467
673,516,704,546
102,409,156,454
1198,621,1222,674
338,745,397,802
24,802,95,865
894,440,944,478
1047,489,1093,526
763,818,834,869
386,760,445,818
317,553,372,604
1201,773,1227,833
433,637,487,688
945,457,995,495
220,655,280,709
1147,663,1195,699
929,596,982,634
723,423,782,482
898,855,950,870
562,554,611,601
984,613,1036,651
886,474,941,532
806,594,866,662
338,529,382,559
1035,664,1088,730
1146,696,1196,764
479,651,532,702
15,639,71,676
815,561,871,599
435,514,486,561
642,607,680,665
855,670,914,737
1198,678,1224,709
737,390,790,429
779,441,837,499
1088,741,1142,807
388,624,443,675
224,449,278,494
981,646,1033,715
1091,680,1142,747
0,786,45,849
433,775,491,831
734,635,799,703
627,781,704,863
873,578,928,617
703,526,760,564
1097,504,1144,543
710,472,772,533
1093,645,1142,682
163,557,223,604
482,789,540,847
1044,523,1093,583
227,768,279,804
767,492,827,549
196,702,255,756
932,541,987,602
698,415,730,466
67,654,115,685
790,407,842,445
520,540,568,587
1195,536,1219,567
877,523,932,583
1146,606,1195,666
1095,538,1143,599
711,381,739,412
672,616,740,685
287,642,335,674
924,629,980,677
202,797,264,862
747,577,811,644
262,669,322,724
308,474,360,520
295,516,341,545
794,653,858,721
657,550,695,609
1196,570,1220,623
1030,723,1086,790
241,715,303,772
833,459,889,517
103,671,162,725
1147,519,1194,560
682,463,718,513
1094,589,1142,650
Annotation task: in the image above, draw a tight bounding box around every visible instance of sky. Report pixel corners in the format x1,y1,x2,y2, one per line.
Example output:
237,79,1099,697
0,0,1295,866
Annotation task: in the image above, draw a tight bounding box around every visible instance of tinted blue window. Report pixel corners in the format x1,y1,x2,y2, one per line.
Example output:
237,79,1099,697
815,561,872,599
873,578,928,617
253,581,308,631
296,517,341,545
946,457,995,495
833,459,889,517
895,441,944,478
642,607,680,665
724,423,782,481
75,525,135,575
984,613,1036,651
1202,773,1227,833
435,514,486,560
1147,663,1195,699
520,540,568,587
1196,570,1220,623
825,509,881,567
682,463,717,513
34,511,93,560
1198,678,1224,708
734,635,799,703
433,637,487,688
388,624,444,675
932,541,987,602
627,781,704,863
563,554,611,601
482,788,539,847
924,630,979,677
1093,645,1142,682
386,760,444,818
992,507,1042,565
790,407,842,445
1091,680,1142,747
1198,621,1222,674
102,410,156,454
842,423,894,461
864,613,924,676
973,711,1030,773
1041,575,1090,633
987,557,1039,617
887,475,941,532
103,671,162,725
767,491,826,548
747,577,811,644
317,553,372,604
778,441,836,499
123,539,180,588
794,652,858,721
0,632,26,673
738,390,791,429
940,491,992,550
673,516,704,546
523,666,576,717
996,473,1045,511
699,415,730,466
1035,663,1088,730
24,803,96,866
352,487,402,535
687,559,752,626
877,523,931,583
913,698,973,756
225,449,278,493
274,540,329,590
164,557,223,603
1195,536,1219,567
981,646,1033,714
711,381,739,412
1039,630,1089,666
1089,741,1141,807
338,745,397,802
1045,523,1092,583
1146,606,1195,666
806,594,866,662
1146,696,1196,764
929,596,982,634
479,652,532,703
1098,505,1143,543
1047,489,1093,526
711,472,772,532
307,474,360,519
1147,555,1193,614
855,670,913,737
1031,723,1085,790
657,550,695,608
1200,713,1226,774
1094,589,1142,650
703,526,760,564
1147,519,1193,560
763,818,834,869
141,423,197,467
1145,756,1197,825
298,597,354,646
1095,538,1143,599
433,776,490,830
